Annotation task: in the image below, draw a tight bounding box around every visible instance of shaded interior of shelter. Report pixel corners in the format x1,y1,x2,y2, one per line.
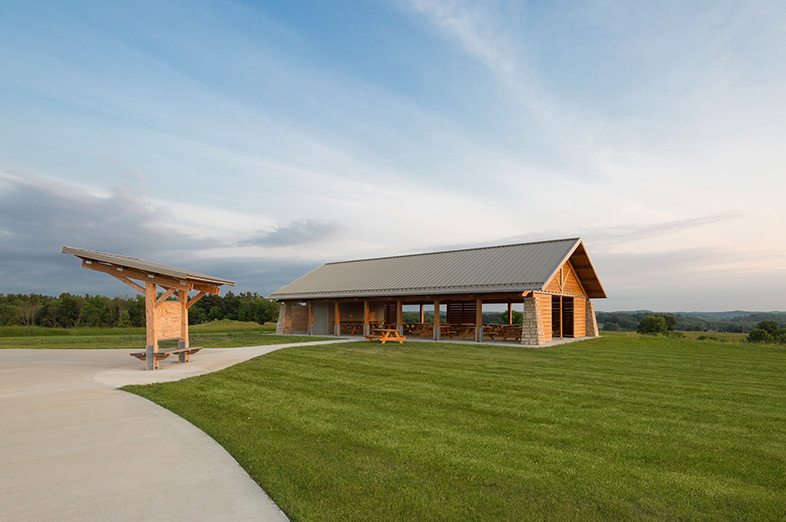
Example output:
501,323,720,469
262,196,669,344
306,300,530,342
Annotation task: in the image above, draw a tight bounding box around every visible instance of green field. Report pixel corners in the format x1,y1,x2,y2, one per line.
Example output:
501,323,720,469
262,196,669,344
601,330,749,342
0,320,323,349
125,336,786,521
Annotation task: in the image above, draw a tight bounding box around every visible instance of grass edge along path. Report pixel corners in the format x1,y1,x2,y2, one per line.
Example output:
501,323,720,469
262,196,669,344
0,320,333,349
125,337,786,522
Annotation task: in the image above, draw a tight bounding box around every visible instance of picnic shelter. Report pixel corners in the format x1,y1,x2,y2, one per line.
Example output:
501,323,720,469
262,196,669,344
268,238,606,345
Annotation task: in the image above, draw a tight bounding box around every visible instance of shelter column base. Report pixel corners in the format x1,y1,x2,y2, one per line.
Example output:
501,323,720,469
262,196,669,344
586,299,599,337
276,303,291,334
521,296,546,346
146,345,156,370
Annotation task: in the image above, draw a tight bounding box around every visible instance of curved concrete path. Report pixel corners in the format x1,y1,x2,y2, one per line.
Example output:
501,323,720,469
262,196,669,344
0,340,354,522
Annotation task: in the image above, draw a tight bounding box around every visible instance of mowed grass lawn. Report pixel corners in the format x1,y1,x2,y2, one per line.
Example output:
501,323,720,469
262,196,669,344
0,320,324,349
125,336,786,521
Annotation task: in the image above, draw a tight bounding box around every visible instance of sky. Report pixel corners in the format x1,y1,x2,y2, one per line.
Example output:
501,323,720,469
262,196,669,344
1,0,785,312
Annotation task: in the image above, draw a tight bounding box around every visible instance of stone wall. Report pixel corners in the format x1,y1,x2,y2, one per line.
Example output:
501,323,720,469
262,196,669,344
275,302,290,334
585,299,599,337
521,296,546,345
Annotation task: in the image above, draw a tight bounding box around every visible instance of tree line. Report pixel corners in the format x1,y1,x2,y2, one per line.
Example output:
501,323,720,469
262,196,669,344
635,313,786,344
597,311,786,333
0,292,280,328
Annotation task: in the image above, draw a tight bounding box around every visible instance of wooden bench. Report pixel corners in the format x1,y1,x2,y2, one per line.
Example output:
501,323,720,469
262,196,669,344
340,322,364,335
408,323,434,337
365,329,406,344
497,325,522,341
130,347,203,364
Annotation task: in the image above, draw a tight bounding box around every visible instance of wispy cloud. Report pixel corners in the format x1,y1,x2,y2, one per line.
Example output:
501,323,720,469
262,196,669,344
406,0,516,76
241,220,340,247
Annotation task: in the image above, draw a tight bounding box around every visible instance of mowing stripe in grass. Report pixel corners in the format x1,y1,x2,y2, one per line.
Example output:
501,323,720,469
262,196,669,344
126,337,786,521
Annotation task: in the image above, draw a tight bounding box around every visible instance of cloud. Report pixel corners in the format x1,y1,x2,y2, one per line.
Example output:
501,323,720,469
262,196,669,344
0,170,302,296
592,247,786,312
0,170,215,259
578,213,742,248
406,0,516,76
240,219,340,247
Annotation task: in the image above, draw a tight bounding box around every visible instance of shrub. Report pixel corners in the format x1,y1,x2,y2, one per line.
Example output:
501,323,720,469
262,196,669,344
638,315,667,334
756,320,779,334
748,328,774,344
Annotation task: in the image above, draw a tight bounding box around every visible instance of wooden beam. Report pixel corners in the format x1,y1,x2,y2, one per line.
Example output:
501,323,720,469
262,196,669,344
179,289,188,349
433,299,440,341
475,297,483,342
308,302,314,335
363,301,369,337
145,281,158,370
82,260,189,292
560,295,564,339
508,302,513,325
111,273,144,294
396,299,403,336
187,291,207,309
190,282,222,295
335,302,341,336
156,287,177,308
567,259,589,298
80,259,223,296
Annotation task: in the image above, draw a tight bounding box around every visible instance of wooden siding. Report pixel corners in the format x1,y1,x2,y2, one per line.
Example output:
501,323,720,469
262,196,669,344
291,306,308,333
535,292,552,342
544,261,587,297
574,297,586,338
447,301,476,323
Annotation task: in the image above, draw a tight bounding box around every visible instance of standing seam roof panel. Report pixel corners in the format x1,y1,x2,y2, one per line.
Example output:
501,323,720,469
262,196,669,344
267,238,606,300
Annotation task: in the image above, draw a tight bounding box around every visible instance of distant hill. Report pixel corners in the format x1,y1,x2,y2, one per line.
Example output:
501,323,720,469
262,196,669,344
596,310,786,333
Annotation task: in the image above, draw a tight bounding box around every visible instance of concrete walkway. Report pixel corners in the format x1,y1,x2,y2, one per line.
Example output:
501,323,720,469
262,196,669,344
0,340,353,522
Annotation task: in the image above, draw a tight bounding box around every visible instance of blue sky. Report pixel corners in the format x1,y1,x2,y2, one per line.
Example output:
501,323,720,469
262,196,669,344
1,0,785,311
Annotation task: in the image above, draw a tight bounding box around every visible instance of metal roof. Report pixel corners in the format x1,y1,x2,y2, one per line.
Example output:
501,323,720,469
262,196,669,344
268,238,606,300
62,246,236,286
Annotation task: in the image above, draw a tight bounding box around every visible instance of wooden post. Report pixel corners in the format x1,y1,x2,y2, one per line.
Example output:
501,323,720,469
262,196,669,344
396,299,403,336
335,302,341,336
363,301,370,336
508,302,513,324
560,295,564,339
178,289,188,362
475,297,483,342
419,304,424,323
433,299,440,341
145,281,158,370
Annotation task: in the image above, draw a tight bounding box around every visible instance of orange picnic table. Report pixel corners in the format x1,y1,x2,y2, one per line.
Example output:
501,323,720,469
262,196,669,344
365,328,406,344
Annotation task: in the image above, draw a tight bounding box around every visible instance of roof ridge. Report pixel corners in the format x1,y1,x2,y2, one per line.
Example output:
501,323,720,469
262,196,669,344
324,237,581,266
